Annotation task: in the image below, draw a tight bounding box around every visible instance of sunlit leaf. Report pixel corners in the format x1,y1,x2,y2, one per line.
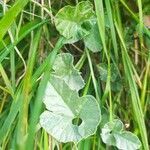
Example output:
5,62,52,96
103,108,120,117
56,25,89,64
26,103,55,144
101,119,123,146
53,53,85,91
55,1,95,43
114,131,141,150
40,75,101,143
101,119,141,150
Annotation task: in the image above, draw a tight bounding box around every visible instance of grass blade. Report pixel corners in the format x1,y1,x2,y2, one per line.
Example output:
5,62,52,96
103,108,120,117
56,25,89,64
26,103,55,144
0,0,30,41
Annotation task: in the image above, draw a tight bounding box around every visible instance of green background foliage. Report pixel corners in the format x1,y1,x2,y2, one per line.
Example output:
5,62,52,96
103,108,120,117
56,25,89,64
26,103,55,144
0,0,150,149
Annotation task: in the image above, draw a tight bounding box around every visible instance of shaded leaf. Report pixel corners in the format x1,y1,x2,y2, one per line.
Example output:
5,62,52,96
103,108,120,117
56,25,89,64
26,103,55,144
145,35,150,49
53,53,85,91
55,1,95,43
97,63,122,92
84,22,102,52
100,107,111,128
40,76,101,143
97,63,118,82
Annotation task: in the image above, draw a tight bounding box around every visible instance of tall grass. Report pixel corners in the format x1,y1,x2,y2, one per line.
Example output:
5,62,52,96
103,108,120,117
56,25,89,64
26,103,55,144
0,0,149,149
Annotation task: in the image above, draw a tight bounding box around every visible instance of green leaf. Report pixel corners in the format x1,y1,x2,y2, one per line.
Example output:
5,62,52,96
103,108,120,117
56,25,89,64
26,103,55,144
0,19,48,63
101,119,123,146
114,131,141,150
101,119,141,150
40,75,101,143
97,63,122,92
99,107,110,128
55,1,95,43
97,63,118,82
53,53,85,91
145,35,150,49
84,22,102,52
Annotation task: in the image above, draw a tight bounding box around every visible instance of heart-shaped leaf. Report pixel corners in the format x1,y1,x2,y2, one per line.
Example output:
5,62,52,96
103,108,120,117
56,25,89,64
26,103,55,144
55,1,95,43
114,131,142,150
53,53,85,91
40,75,101,143
101,119,141,150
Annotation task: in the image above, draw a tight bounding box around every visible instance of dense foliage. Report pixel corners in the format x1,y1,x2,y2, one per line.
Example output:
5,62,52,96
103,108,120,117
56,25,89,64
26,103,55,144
0,0,150,150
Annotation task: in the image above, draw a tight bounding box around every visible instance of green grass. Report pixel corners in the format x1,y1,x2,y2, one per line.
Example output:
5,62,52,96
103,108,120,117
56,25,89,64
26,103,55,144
0,0,150,150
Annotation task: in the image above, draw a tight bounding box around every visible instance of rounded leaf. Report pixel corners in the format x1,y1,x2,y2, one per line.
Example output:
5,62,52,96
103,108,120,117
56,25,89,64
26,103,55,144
40,76,101,143
55,1,95,43
53,53,85,91
114,131,141,150
101,119,123,146
101,119,141,150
